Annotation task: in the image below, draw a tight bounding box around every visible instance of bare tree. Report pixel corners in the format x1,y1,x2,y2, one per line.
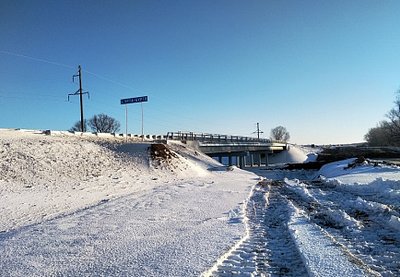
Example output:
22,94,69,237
270,126,290,142
365,90,400,146
364,121,392,146
69,119,87,132
88,113,120,133
385,91,400,145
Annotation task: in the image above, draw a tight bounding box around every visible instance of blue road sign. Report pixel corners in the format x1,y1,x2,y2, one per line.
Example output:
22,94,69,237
120,96,148,105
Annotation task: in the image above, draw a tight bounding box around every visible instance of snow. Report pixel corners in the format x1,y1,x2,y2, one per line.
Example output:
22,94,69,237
305,152,318,163
267,144,309,164
288,203,366,277
1,129,400,276
318,158,400,181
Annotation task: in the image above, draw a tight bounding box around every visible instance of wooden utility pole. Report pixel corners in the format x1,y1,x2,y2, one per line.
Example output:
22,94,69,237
68,65,89,132
77,66,84,132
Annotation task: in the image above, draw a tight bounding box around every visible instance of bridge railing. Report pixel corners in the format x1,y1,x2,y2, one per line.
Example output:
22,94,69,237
166,131,272,144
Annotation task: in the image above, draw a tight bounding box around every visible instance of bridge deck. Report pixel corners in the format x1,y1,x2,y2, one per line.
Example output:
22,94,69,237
166,132,287,155
166,132,272,144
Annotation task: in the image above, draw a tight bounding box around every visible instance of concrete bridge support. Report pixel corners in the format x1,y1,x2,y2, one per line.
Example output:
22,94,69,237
242,152,263,168
210,151,276,169
239,154,245,169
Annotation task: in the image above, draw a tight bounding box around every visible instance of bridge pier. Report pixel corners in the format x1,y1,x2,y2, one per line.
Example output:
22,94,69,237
211,151,276,169
242,152,264,168
239,154,245,169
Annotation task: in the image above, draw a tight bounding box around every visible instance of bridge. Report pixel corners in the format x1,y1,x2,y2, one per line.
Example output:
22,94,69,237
166,132,288,168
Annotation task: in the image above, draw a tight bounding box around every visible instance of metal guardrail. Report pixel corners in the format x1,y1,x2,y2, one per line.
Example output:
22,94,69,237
166,132,272,144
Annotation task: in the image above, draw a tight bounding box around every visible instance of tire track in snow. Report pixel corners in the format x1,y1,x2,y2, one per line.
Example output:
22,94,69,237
206,183,307,276
284,181,396,276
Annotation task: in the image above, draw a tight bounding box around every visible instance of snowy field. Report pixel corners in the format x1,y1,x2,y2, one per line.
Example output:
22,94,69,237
1,129,399,276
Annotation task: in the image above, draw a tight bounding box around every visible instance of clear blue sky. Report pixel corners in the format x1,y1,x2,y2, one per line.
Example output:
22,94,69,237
1,0,400,144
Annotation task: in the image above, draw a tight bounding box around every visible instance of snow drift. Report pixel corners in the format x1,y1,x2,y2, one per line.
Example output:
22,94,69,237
0,129,229,232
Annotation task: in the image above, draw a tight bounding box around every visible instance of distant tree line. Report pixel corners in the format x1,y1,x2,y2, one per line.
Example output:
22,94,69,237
365,91,400,146
70,113,120,133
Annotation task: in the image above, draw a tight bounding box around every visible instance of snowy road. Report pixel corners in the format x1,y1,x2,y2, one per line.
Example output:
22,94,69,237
0,177,254,277
206,180,378,277
3,177,395,277
208,183,308,276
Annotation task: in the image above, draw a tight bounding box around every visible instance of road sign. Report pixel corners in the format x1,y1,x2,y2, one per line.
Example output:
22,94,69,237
120,96,148,105
121,96,149,141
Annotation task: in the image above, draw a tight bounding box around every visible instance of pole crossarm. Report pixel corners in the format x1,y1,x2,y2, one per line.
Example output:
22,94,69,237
67,90,89,101
252,122,264,140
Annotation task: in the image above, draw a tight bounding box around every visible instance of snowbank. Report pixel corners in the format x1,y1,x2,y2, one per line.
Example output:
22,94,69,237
268,144,309,164
318,158,400,181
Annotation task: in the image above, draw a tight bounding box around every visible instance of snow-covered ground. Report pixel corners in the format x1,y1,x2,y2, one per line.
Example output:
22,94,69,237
1,129,399,276
248,158,400,276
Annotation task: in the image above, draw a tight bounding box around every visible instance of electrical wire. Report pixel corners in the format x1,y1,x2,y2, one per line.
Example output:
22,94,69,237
0,50,75,70
0,50,235,133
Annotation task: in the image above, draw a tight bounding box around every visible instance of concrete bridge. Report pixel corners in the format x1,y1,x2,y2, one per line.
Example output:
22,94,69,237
166,132,288,168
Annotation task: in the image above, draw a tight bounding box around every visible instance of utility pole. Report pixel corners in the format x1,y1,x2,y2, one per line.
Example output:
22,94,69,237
68,65,89,132
253,122,264,140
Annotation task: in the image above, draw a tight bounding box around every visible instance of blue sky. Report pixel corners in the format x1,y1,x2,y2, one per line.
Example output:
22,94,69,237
1,0,400,144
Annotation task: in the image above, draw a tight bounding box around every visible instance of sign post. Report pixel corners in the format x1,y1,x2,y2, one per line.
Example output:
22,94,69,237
120,96,148,141
125,104,128,141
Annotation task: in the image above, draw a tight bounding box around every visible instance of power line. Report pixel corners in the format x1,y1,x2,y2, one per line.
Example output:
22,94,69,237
0,50,74,69
83,69,150,95
1,50,238,134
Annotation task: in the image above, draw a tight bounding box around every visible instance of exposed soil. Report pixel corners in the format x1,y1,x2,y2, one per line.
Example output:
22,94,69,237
150,143,178,161
317,146,400,163
285,146,400,170
150,143,188,172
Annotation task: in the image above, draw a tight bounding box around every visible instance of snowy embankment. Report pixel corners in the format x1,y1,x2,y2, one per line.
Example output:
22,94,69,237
0,129,257,276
